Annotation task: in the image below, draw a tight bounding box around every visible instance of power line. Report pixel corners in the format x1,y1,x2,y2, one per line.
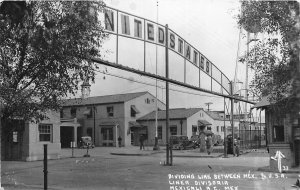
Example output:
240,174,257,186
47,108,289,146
95,70,222,98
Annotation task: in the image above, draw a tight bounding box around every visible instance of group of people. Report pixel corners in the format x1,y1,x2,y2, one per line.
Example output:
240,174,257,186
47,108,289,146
205,135,240,156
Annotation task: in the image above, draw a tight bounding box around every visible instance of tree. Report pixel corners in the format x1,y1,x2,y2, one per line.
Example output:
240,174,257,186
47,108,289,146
237,1,300,107
0,1,107,121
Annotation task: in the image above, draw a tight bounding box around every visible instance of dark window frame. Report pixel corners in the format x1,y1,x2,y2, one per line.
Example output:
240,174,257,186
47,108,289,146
170,125,177,136
107,106,114,117
273,125,284,142
70,107,77,118
38,124,52,142
158,126,162,139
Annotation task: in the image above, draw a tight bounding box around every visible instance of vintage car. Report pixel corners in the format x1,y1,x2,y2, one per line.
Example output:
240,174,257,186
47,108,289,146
170,135,197,150
78,136,95,149
190,135,201,148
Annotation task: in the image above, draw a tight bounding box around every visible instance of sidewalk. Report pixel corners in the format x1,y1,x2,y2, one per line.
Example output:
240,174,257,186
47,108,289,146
110,146,224,158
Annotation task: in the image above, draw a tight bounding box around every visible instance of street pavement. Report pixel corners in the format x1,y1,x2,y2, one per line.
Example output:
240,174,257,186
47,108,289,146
2,146,300,190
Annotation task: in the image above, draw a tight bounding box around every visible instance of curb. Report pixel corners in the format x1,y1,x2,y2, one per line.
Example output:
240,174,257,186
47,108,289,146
172,154,223,158
110,150,165,156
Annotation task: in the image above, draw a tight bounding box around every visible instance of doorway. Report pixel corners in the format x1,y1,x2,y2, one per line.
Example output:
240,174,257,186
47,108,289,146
295,140,300,166
102,127,113,146
60,126,74,148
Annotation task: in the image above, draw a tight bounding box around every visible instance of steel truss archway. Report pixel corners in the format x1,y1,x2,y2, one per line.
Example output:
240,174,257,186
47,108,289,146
90,6,256,165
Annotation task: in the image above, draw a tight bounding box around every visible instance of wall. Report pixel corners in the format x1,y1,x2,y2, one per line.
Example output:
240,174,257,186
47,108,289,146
124,93,166,146
186,111,202,137
138,119,186,146
24,110,61,161
265,108,298,172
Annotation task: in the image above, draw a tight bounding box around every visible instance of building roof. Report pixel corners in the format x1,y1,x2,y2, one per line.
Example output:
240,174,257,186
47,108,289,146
205,111,226,121
61,91,149,107
251,96,270,109
137,108,203,121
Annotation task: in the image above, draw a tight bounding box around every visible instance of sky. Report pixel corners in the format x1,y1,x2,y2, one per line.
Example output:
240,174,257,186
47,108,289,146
79,0,256,116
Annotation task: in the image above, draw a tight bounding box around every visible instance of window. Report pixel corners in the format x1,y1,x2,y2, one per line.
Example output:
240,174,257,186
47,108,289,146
60,109,64,118
131,105,139,117
192,125,197,135
170,125,177,135
145,98,151,104
217,126,219,132
87,127,93,138
273,125,284,142
158,126,162,139
86,107,93,118
107,106,114,117
39,124,52,142
13,131,18,143
207,126,212,131
221,126,224,132
70,108,77,118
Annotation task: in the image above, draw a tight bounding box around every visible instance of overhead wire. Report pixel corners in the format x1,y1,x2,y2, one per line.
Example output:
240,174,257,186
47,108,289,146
95,70,222,98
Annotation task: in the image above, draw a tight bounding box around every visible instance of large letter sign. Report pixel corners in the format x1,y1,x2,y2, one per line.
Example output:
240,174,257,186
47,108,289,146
178,38,183,54
158,27,165,44
121,14,130,35
101,6,232,96
134,19,142,38
185,44,191,60
147,23,154,41
169,33,175,49
105,10,114,31
193,50,198,66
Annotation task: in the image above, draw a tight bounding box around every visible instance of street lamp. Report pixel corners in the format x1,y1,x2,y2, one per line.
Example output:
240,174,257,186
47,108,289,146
81,79,91,157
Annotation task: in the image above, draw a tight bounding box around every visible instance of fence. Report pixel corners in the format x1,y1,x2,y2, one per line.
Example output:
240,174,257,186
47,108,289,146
239,129,266,149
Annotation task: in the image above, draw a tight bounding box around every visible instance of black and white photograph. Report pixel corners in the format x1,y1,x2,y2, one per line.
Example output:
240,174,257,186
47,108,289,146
0,0,300,189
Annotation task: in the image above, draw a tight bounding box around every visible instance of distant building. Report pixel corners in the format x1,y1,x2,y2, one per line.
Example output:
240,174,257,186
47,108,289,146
137,108,208,145
60,91,165,147
136,108,239,146
1,110,61,161
253,96,300,172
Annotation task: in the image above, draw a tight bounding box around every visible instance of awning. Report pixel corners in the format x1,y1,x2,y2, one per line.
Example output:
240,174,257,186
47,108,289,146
128,121,144,128
99,121,119,126
131,105,140,114
128,121,147,134
251,96,270,109
198,120,211,126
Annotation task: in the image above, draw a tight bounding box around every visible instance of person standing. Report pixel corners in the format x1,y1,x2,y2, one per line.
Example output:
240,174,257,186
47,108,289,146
206,135,213,155
234,137,240,157
118,136,122,147
139,134,145,150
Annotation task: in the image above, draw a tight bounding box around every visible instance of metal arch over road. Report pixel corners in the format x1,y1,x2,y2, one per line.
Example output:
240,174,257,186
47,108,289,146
92,6,257,104
90,57,254,104
92,6,255,165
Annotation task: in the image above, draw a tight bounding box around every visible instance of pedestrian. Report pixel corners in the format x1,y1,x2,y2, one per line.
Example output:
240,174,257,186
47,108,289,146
139,134,145,150
118,136,122,147
234,137,240,157
206,135,212,155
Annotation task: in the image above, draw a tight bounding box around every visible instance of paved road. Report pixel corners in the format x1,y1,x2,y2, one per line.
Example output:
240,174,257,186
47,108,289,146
2,147,299,190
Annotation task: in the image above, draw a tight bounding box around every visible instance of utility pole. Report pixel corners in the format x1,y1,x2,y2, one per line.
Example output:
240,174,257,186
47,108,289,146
223,97,228,158
230,81,235,155
205,102,213,111
165,24,170,165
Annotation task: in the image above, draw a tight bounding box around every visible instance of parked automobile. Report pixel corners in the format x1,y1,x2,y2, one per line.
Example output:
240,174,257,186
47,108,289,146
190,135,201,148
212,134,223,146
170,135,197,150
78,136,95,149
